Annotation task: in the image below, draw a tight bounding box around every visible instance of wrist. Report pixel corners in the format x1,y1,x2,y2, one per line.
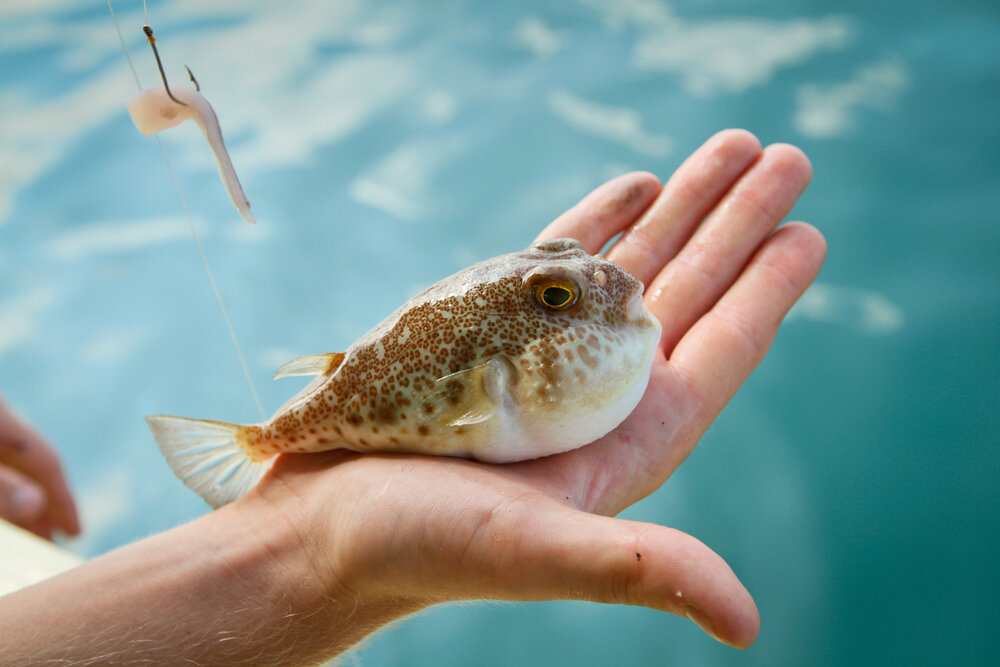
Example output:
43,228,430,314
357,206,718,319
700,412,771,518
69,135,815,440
232,479,426,658
0,470,424,666
219,493,327,615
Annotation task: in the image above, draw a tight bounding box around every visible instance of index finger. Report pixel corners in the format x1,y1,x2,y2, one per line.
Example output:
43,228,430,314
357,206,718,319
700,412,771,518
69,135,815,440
534,172,662,253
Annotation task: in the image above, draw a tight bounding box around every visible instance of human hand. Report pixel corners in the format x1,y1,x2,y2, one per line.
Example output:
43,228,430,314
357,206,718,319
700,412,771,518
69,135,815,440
0,130,821,666
0,395,80,540
250,130,825,650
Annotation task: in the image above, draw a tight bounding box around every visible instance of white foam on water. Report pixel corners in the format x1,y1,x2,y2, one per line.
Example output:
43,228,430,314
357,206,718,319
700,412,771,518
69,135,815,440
46,216,202,260
513,16,568,56
547,89,674,157
789,282,905,335
0,287,59,359
578,0,851,97
795,58,910,138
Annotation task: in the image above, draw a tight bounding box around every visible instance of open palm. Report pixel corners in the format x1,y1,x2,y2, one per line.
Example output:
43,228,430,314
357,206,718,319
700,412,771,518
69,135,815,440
256,130,825,650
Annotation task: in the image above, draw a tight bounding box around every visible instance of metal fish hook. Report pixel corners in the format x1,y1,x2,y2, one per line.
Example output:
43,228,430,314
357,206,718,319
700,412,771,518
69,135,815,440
185,65,200,92
142,24,187,106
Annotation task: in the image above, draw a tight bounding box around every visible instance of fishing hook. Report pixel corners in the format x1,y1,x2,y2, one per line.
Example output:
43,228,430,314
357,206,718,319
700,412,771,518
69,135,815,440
185,65,200,92
142,25,196,105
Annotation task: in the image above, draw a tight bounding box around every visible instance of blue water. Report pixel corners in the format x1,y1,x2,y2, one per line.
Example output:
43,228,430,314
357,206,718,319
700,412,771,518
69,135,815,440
1,1,998,664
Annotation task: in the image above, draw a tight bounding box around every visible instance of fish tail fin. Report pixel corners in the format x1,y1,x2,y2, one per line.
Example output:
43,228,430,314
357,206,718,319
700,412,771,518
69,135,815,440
145,415,272,509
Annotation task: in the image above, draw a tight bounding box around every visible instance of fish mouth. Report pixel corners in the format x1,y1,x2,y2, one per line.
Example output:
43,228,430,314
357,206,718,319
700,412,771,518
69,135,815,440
626,291,662,339
626,291,647,322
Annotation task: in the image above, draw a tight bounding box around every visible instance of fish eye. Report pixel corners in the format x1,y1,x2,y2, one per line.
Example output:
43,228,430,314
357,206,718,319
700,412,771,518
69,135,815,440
533,278,579,311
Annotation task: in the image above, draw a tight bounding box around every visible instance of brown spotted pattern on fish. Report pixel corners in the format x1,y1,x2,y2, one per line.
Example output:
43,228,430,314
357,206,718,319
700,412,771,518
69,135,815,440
146,238,661,508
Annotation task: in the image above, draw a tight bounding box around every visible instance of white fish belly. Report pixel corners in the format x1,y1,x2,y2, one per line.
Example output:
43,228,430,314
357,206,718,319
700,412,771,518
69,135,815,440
467,363,653,464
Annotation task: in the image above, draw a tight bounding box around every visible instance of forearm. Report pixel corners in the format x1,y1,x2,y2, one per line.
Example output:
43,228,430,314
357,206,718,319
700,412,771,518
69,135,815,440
0,495,420,665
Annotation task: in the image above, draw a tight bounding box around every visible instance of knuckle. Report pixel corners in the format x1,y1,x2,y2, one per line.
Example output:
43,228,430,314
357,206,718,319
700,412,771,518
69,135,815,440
712,304,767,360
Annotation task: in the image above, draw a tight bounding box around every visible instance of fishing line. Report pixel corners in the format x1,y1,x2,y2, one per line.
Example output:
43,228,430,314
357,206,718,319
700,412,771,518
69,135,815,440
106,0,265,420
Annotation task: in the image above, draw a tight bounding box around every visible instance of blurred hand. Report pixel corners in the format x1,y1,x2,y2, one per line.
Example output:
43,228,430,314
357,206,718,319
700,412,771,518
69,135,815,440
251,130,825,649
0,395,80,540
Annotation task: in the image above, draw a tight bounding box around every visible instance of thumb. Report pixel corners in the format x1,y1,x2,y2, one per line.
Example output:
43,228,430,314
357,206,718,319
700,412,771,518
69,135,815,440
482,505,760,649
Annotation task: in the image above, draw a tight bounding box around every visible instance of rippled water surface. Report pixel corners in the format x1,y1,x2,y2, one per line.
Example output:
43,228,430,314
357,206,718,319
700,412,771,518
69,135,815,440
1,1,997,664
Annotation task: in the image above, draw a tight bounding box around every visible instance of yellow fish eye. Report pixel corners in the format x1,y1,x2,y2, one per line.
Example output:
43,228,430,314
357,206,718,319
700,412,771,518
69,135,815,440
533,279,579,310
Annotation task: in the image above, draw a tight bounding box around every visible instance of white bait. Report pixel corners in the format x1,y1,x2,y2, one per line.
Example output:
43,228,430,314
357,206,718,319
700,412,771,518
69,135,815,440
127,81,255,224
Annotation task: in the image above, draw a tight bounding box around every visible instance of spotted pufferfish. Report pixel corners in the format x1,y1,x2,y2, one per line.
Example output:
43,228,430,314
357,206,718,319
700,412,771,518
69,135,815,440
146,238,661,508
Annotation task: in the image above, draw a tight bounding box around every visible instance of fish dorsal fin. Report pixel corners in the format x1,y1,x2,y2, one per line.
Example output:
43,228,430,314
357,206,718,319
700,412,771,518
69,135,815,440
423,355,515,427
273,352,345,380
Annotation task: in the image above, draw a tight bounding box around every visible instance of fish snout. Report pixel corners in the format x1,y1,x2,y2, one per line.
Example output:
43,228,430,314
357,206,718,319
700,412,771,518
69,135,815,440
623,291,661,343
625,290,644,320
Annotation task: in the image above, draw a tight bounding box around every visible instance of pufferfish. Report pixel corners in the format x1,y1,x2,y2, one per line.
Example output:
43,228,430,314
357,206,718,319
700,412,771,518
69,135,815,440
146,238,661,508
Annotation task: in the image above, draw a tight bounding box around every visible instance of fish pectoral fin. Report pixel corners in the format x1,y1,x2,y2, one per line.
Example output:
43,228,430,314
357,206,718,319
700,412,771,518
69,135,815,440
273,352,345,380
425,355,515,427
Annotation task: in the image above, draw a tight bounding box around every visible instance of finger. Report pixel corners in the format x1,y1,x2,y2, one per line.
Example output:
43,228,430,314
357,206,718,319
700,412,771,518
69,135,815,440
0,465,47,530
534,172,662,254
313,454,757,647
527,223,826,517
606,129,762,285
472,502,760,648
0,407,81,536
646,143,813,355
672,222,827,424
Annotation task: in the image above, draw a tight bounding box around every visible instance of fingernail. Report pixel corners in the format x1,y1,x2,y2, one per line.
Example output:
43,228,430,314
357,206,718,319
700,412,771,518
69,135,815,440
685,606,727,646
10,485,45,521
